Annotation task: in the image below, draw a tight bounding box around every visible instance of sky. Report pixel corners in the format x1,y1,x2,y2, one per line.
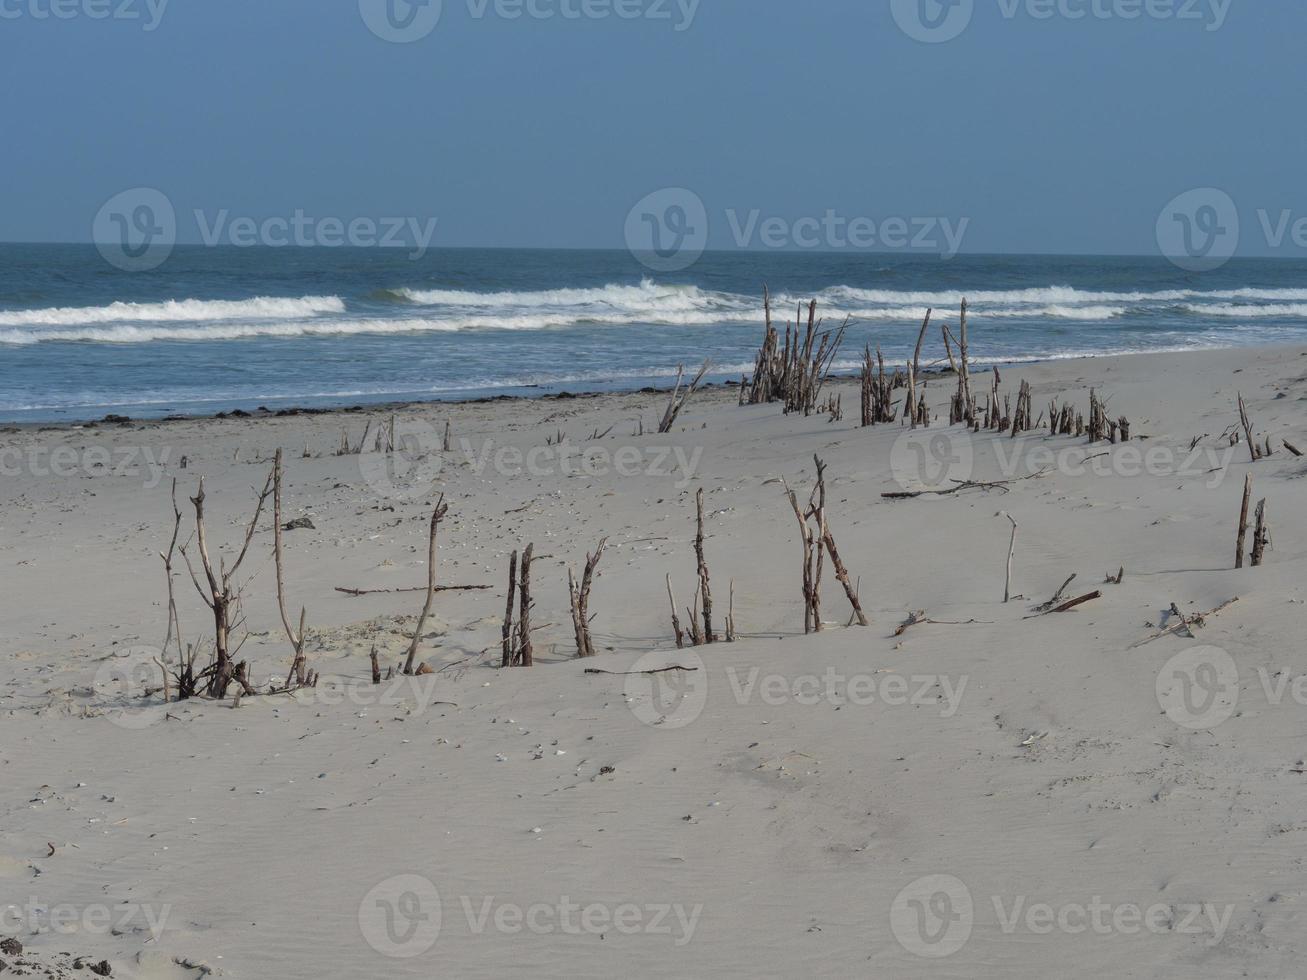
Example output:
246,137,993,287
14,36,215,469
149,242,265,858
1,0,1304,257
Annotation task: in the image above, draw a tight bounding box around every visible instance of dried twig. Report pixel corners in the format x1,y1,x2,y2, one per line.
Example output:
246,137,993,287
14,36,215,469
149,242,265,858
402,495,449,675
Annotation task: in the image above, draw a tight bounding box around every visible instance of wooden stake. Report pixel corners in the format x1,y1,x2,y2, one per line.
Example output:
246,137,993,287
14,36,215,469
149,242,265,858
1236,474,1253,569
502,550,518,667
666,574,685,649
402,495,450,675
1002,513,1019,603
517,544,535,667
695,488,714,643
1251,499,1270,567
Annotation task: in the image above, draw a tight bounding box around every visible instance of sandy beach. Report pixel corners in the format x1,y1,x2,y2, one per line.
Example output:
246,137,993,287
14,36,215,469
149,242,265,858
2,343,1306,978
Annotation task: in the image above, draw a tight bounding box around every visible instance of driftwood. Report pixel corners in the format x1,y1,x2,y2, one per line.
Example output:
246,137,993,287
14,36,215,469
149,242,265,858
1238,394,1264,462
666,574,686,649
1251,498,1270,567
894,610,990,636
1035,573,1078,613
658,360,711,433
1025,591,1101,619
785,483,822,634
502,550,518,667
1131,597,1239,648
746,294,848,415
335,584,491,597
784,456,868,632
516,544,535,667
1285,439,1303,457
180,469,275,698
584,666,699,676
694,489,715,643
501,545,538,667
903,309,933,424
402,496,450,675
273,450,315,691
1002,513,1019,603
157,480,185,700
568,537,608,658
725,580,737,642
882,467,1051,500
1235,474,1253,569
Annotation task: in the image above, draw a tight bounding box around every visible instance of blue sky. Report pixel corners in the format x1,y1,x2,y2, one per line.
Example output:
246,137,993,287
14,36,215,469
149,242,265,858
1,0,1303,255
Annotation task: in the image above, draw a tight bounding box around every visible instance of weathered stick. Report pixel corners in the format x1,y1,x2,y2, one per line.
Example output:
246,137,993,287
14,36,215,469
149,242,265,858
1235,474,1253,569
569,538,608,657
335,584,492,597
273,449,312,689
659,359,712,433
1002,513,1019,603
666,574,685,649
1025,591,1101,618
402,495,449,675
695,488,714,643
502,550,518,667
517,544,535,667
1251,498,1270,567
1238,394,1262,462
1131,597,1240,647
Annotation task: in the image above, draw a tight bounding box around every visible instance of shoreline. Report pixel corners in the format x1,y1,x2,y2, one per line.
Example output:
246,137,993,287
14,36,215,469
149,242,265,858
7,338,1304,430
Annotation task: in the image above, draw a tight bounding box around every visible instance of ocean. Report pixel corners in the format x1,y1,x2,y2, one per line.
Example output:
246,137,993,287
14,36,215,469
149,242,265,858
1,245,1305,423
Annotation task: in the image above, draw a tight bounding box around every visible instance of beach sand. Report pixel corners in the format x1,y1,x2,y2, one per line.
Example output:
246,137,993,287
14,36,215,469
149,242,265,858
2,344,1306,978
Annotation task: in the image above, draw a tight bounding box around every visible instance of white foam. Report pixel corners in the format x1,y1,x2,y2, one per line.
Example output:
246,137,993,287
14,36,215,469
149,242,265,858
1186,302,1307,318
0,295,345,327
